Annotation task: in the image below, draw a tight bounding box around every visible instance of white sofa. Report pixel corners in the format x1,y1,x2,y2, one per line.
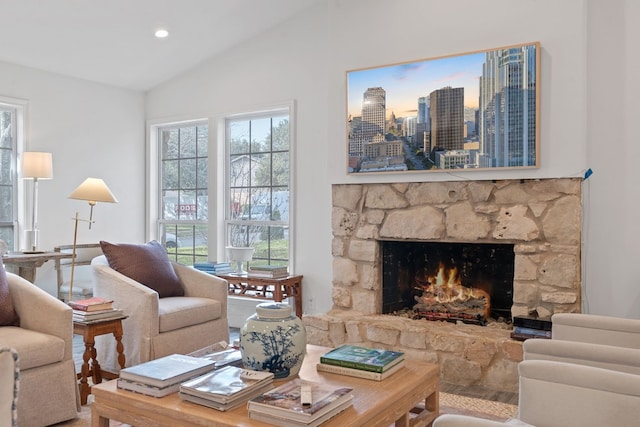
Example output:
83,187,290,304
92,255,229,371
0,273,79,426
433,359,640,427
523,313,640,374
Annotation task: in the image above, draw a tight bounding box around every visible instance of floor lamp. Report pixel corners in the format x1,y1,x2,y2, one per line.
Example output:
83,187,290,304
67,177,118,302
22,152,53,253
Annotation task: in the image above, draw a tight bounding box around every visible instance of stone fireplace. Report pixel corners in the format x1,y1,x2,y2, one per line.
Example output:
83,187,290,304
302,178,582,391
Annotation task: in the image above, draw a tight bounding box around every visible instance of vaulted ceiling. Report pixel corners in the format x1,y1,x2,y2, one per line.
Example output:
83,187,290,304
0,0,323,91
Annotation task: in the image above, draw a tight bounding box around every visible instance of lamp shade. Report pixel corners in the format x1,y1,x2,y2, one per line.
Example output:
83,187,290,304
22,152,53,179
68,178,118,204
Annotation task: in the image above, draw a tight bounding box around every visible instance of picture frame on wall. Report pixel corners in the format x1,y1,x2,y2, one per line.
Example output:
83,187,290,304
346,41,540,174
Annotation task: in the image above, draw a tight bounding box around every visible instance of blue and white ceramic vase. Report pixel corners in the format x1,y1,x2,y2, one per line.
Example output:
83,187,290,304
239,302,306,379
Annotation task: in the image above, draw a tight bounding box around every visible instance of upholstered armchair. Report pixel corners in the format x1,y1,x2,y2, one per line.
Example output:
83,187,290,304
92,249,229,372
523,313,640,374
0,273,79,426
0,348,18,427
551,312,640,348
433,359,640,427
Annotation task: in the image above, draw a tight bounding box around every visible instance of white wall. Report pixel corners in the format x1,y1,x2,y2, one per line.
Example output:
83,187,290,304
583,0,640,318
0,61,145,295
145,1,332,314
148,0,638,318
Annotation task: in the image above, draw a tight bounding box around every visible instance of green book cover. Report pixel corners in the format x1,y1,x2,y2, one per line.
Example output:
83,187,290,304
320,345,404,373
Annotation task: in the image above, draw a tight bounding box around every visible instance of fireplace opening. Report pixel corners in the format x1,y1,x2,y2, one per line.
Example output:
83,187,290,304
381,241,515,325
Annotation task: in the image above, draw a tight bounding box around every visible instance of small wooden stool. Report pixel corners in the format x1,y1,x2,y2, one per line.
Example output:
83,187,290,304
73,317,126,405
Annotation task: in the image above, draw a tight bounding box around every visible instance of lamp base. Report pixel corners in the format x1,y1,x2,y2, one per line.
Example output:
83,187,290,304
23,229,39,253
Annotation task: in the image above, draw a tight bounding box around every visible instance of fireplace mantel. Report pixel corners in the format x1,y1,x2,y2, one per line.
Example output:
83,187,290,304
302,178,582,391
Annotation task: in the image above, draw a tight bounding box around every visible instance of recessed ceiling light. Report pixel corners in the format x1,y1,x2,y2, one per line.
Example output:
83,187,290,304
155,29,169,39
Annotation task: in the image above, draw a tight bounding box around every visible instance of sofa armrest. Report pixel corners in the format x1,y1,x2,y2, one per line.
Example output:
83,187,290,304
172,263,228,319
7,273,73,358
524,338,640,374
518,360,640,426
551,313,640,348
434,414,516,427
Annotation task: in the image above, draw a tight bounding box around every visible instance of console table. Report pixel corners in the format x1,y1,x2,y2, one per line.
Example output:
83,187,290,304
91,344,439,427
3,251,73,283
217,273,303,318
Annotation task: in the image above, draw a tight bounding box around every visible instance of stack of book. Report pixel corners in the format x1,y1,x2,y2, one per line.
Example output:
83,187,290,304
193,262,233,275
117,353,216,397
179,366,274,411
187,341,243,369
316,344,405,381
247,265,289,278
247,379,353,427
510,316,552,341
68,296,125,323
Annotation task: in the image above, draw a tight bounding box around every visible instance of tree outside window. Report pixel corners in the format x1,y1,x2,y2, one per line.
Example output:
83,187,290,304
226,111,291,269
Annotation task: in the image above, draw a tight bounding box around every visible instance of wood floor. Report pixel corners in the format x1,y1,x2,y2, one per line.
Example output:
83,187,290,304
72,327,519,406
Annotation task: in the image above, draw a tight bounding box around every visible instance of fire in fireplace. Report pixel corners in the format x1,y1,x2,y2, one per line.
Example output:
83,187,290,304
381,241,515,325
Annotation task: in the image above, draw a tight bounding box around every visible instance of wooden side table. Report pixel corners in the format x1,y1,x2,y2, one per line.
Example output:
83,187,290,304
73,316,127,405
218,274,303,318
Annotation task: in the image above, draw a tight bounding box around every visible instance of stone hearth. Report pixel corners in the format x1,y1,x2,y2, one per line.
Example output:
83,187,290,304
303,178,582,391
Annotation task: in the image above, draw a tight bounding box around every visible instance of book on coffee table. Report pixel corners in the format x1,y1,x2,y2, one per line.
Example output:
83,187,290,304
247,378,353,425
116,377,182,398
119,354,216,388
179,366,274,411
319,344,405,373
315,357,405,380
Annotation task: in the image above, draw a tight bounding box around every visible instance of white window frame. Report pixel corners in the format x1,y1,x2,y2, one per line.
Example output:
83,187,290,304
147,117,215,264
222,101,296,272
0,96,28,252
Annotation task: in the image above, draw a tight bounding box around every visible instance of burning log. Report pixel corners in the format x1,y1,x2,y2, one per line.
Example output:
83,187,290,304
412,262,491,323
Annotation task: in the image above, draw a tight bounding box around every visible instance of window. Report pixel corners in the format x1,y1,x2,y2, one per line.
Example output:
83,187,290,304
0,104,17,250
157,122,209,265
226,108,292,269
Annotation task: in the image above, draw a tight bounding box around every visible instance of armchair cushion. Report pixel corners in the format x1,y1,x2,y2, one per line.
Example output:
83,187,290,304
0,326,65,370
158,297,222,333
0,262,19,326
100,240,184,297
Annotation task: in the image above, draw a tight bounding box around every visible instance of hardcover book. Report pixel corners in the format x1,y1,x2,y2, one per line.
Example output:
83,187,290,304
179,366,274,410
247,269,289,278
315,358,405,381
116,378,181,398
248,265,288,272
319,345,405,373
247,379,353,423
68,296,114,312
248,398,354,427
187,343,242,368
119,354,216,387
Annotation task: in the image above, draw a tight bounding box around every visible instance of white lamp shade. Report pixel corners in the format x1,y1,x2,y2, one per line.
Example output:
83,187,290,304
68,178,118,203
22,152,53,179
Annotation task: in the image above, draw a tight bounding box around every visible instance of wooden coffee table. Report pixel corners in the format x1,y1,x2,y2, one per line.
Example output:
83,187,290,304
91,344,439,427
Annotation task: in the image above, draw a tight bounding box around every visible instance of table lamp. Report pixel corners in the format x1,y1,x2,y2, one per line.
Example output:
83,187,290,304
67,177,118,301
22,152,53,252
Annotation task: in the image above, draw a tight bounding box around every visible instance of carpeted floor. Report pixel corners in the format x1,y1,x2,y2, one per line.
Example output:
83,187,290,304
53,389,518,426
